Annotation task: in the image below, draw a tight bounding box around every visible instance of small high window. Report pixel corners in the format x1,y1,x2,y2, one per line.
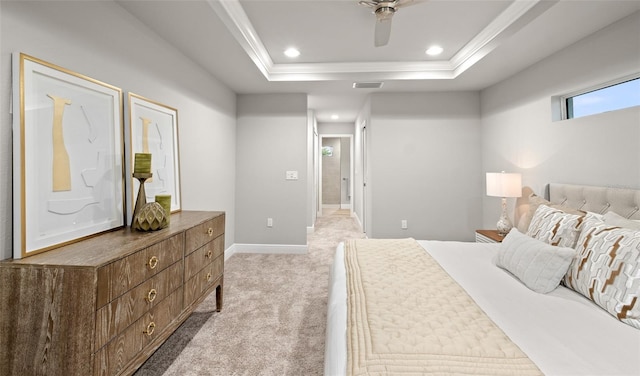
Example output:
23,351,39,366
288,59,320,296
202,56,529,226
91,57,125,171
563,76,640,119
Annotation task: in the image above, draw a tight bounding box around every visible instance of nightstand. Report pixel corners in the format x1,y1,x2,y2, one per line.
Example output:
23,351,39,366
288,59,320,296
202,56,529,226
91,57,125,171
475,229,505,243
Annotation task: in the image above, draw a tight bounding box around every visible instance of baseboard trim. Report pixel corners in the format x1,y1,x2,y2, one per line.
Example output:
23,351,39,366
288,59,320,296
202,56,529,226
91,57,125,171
229,243,309,255
224,246,236,261
307,225,315,234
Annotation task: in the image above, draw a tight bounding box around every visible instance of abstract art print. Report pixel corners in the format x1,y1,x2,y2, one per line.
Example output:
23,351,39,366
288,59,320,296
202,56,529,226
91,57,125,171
126,93,181,225
12,53,125,258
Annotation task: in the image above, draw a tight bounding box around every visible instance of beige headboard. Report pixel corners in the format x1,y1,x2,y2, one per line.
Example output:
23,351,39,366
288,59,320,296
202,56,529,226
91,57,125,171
546,183,640,220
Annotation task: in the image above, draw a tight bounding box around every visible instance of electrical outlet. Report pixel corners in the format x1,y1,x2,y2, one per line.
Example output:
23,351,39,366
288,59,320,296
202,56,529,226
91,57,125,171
401,220,408,229
267,218,273,227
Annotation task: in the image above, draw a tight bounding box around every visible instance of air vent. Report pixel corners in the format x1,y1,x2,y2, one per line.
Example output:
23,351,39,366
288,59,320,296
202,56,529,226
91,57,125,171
353,82,384,89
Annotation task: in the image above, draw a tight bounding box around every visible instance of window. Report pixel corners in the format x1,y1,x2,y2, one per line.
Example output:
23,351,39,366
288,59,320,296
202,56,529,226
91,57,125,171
563,76,640,119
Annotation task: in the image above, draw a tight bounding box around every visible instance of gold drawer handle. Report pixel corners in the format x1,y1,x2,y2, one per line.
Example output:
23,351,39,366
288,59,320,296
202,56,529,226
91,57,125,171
147,256,159,270
206,249,213,259
206,272,212,282
143,322,156,336
207,227,214,237
146,288,157,303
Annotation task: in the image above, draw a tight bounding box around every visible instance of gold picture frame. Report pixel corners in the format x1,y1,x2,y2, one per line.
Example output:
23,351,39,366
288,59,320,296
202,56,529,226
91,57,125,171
12,53,125,259
126,93,182,225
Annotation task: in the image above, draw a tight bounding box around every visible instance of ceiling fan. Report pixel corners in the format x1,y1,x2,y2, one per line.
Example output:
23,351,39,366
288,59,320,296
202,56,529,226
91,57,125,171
358,0,420,47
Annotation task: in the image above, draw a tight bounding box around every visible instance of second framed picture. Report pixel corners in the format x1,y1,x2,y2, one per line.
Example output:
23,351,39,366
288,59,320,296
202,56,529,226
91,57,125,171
126,93,181,225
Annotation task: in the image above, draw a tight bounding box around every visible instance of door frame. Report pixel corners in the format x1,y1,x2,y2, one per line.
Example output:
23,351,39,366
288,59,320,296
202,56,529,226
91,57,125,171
360,123,367,234
318,134,353,217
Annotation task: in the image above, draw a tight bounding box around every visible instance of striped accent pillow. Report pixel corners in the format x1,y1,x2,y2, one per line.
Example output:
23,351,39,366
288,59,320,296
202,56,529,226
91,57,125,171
564,214,640,329
526,204,586,248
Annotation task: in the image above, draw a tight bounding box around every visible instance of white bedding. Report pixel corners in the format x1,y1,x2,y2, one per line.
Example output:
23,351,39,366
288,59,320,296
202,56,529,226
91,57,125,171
325,240,640,376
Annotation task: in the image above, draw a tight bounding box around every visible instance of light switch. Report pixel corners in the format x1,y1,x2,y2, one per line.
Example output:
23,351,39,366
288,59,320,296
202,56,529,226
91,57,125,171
286,170,298,180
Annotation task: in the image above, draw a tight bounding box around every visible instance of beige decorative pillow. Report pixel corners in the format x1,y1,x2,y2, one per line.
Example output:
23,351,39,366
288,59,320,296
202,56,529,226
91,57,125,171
564,214,640,329
516,194,551,233
515,191,585,234
526,204,586,248
603,211,640,230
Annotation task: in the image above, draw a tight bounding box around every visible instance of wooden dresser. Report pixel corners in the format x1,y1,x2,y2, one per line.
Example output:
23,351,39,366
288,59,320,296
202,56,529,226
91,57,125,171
0,211,225,376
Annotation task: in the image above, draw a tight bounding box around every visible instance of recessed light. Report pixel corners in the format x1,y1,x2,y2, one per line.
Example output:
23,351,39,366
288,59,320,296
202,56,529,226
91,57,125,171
284,47,300,58
331,114,339,120
425,45,443,56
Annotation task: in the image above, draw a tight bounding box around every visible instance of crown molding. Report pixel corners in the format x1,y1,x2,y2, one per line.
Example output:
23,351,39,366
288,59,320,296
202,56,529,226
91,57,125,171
208,0,556,82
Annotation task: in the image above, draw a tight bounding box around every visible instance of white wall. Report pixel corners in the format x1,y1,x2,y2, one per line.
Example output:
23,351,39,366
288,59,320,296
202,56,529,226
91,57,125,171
367,92,483,241
481,12,640,228
0,1,237,259
235,94,308,249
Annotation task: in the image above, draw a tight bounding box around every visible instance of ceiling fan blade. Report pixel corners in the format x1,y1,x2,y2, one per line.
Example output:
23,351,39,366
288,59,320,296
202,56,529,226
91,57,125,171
395,0,415,7
358,0,378,7
374,17,392,47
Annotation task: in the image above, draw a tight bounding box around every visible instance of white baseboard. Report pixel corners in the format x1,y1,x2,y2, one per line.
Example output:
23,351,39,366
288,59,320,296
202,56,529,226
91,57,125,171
307,225,315,234
224,246,236,261
340,204,352,209
229,243,309,255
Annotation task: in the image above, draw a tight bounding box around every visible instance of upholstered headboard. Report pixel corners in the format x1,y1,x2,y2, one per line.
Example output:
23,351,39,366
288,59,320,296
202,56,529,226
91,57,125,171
513,183,640,232
546,183,640,220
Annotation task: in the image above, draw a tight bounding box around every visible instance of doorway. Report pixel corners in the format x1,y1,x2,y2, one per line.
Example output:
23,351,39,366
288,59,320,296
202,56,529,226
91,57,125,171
319,134,353,217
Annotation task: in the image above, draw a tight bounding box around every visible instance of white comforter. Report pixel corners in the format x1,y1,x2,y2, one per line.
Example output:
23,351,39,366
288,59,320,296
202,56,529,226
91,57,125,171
325,240,640,376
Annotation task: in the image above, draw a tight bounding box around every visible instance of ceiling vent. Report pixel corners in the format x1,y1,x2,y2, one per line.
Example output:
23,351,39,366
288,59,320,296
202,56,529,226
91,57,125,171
353,82,384,89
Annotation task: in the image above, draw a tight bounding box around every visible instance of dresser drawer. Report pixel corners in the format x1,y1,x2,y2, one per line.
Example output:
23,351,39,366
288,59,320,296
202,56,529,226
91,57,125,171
185,214,224,255
184,235,224,282
184,256,223,308
94,286,183,376
95,260,183,349
97,233,184,308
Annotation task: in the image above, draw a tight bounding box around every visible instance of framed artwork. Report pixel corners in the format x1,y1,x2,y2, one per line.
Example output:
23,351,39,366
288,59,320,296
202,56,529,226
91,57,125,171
126,93,181,225
12,53,125,259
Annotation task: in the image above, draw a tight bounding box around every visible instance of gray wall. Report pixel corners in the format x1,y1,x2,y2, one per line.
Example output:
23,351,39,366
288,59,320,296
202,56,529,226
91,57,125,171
367,92,483,241
0,1,237,259
235,94,308,246
481,12,640,228
3,2,637,255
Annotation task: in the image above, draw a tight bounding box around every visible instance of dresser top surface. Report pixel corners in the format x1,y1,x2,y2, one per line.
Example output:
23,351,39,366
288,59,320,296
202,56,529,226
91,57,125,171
1,211,224,268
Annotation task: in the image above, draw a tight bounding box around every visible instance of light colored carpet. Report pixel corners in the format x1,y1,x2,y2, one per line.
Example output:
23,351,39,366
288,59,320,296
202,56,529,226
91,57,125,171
134,210,364,375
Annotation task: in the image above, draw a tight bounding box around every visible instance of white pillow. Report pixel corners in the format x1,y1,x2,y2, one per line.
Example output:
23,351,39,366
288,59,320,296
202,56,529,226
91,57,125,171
497,228,576,294
603,211,640,230
526,204,585,248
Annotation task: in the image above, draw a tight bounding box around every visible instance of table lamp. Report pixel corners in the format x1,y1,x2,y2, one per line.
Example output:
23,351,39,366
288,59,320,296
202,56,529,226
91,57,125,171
486,171,522,235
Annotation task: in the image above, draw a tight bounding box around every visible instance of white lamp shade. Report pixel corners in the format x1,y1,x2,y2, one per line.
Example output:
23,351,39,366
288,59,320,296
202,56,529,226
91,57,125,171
486,172,522,198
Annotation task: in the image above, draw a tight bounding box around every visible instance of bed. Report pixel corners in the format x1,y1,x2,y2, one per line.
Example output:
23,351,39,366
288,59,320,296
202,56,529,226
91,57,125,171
324,183,640,375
